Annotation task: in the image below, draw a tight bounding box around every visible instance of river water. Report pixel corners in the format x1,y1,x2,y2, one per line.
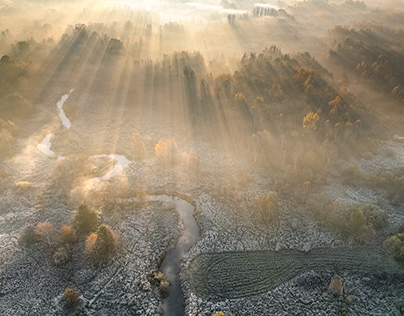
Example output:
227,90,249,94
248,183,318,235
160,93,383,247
36,88,74,156
56,88,74,129
37,133,55,157
38,89,200,315
149,195,200,316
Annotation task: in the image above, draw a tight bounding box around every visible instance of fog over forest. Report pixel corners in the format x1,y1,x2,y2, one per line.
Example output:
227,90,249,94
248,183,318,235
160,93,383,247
1,1,404,315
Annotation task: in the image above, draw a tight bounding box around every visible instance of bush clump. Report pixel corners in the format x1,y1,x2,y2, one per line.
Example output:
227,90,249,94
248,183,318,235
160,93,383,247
74,204,98,235
63,288,80,309
362,204,388,230
35,222,58,246
367,169,404,204
349,205,374,236
386,233,404,260
147,269,170,297
60,225,77,244
159,279,170,298
85,224,119,262
19,226,39,246
53,246,70,266
328,275,343,296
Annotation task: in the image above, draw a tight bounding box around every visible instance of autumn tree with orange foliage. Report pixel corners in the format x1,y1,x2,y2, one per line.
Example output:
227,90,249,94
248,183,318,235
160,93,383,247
303,112,319,131
329,95,342,114
85,225,120,262
60,225,77,244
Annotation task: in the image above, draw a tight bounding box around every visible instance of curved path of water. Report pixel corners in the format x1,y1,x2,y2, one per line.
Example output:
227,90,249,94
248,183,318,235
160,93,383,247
37,133,55,157
84,154,131,189
149,195,200,316
56,88,75,129
37,90,200,316
36,88,75,156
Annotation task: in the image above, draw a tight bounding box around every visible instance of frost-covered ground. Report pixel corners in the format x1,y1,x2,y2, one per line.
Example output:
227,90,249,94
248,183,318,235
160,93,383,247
0,179,179,315
1,90,404,315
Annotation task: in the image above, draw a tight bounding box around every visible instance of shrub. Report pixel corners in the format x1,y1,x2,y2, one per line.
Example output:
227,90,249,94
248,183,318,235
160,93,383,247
19,226,39,246
96,224,116,256
85,225,119,261
74,204,98,235
349,206,366,228
234,92,246,102
153,271,165,283
60,225,77,244
386,233,404,260
63,288,80,309
362,204,388,230
53,247,70,266
148,269,170,298
85,233,98,260
35,222,58,246
159,279,170,298
328,275,343,296
348,206,373,236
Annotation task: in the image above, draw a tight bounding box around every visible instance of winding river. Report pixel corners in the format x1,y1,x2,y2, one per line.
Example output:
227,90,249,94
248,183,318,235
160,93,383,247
149,195,200,316
56,88,74,129
37,89,200,315
36,88,75,156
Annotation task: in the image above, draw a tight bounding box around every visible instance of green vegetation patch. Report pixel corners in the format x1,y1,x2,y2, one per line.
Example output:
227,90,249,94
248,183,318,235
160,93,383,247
187,248,404,300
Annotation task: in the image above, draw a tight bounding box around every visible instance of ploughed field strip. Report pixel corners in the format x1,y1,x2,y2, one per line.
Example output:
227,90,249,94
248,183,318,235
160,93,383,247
187,248,404,300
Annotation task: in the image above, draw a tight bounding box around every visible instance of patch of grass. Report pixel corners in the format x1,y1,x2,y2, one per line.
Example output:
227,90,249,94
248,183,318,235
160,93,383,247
187,248,404,300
